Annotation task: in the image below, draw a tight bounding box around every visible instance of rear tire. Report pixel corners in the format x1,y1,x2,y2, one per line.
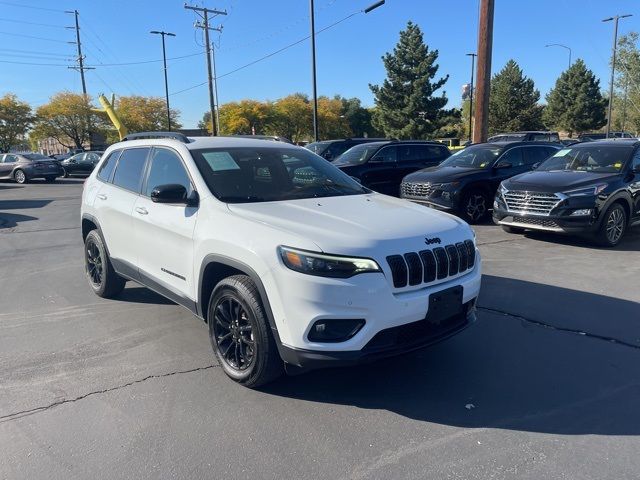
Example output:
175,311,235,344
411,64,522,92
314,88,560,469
502,225,525,234
13,169,27,184
460,189,489,224
594,203,627,247
84,230,126,297
208,275,283,388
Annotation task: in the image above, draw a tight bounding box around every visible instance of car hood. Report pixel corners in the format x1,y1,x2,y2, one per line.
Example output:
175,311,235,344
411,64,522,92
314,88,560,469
506,170,621,192
403,166,482,183
227,193,473,256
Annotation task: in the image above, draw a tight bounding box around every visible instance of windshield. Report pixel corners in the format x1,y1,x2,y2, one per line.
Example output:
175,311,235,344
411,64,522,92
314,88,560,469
23,153,49,161
333,143,386,165
439,145,502,168
191,147,368,203
305,142,330,156
538,145,633,173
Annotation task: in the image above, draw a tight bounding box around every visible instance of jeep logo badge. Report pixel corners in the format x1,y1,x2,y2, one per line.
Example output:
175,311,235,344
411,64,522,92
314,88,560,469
425,237,441,245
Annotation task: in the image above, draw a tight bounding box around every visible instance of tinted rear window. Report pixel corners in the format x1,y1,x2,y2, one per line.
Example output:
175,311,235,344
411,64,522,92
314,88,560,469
112,148,149,192
97,150,120,182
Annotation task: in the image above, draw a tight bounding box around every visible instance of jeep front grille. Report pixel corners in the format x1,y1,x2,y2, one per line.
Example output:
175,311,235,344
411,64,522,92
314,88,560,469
503,190,562,216
386,240,476,288
401,182,434,198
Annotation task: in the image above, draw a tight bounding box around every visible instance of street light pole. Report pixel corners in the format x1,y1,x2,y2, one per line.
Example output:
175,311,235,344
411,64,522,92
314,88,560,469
309,0,384,143
466,53,476,142
544,43,571,70
150,30,176,131
603,14,632,138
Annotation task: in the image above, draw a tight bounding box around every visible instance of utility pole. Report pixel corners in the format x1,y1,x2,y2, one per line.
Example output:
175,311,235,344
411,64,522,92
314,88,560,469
466,53,476,142
473,0,494,144
65,10,93,96
150,30,176,131
603,14,632,138
309,0,319,142
185,3,227,136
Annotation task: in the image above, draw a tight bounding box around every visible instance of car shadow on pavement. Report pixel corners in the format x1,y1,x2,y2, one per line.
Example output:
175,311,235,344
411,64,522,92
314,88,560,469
263,277,640,436
0,211,38,229
115,286,176,305
520,227,640,252
0,199,52,210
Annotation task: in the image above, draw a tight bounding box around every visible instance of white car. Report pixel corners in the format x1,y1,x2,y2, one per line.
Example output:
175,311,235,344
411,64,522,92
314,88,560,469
80,132,481,387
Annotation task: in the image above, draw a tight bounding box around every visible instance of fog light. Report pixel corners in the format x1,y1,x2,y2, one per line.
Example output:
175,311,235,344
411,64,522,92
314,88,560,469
307,319,365,343
570,209,592,216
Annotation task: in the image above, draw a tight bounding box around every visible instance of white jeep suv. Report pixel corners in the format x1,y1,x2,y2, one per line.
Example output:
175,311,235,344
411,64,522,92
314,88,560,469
81,132,481,387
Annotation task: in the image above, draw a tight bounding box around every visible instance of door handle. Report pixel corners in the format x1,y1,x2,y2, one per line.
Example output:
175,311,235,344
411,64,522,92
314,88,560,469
97,194,107,200
135,207,148,215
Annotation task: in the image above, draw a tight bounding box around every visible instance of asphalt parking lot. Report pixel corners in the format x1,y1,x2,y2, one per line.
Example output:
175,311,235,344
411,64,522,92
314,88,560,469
1,179,639,480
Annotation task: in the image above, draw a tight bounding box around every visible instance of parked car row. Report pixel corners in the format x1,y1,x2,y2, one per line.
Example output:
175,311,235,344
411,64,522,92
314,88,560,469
0,150,104,183
322,137,638,247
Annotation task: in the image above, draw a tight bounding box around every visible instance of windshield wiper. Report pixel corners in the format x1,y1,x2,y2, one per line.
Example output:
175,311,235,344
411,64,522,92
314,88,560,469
220,195,266,203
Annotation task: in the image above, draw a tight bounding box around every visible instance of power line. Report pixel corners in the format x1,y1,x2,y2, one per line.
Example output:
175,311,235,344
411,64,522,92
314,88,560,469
0,17,66,28
0,31,70,43
170,10,360,96
83,51,202,67
0,48,74,57
0,59,70,66
0,52,74,61
0,1,65,13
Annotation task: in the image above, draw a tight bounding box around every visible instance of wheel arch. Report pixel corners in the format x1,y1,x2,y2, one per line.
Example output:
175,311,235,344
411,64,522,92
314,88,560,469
599,192,633,227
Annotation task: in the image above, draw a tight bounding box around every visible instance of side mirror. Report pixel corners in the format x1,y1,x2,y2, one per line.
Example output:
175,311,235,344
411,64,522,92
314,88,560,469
494,161,512,170
369,156,383,163
151,184,198,206
532,162,540,170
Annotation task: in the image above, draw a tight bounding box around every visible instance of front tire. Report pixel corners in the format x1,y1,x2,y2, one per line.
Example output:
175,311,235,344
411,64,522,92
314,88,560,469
460,189,489,224
13,169,27,184
595,203,627,247
84,230,126,297
208,275,283,388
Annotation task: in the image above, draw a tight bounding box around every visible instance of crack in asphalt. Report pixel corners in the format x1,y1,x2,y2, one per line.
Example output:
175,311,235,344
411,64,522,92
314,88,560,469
0,365,218,423
0,226,80,235
478,305,640,351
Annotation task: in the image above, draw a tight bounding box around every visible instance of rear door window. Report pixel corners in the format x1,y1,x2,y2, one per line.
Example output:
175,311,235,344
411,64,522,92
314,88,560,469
112,148,149,192
499,147,524,166
97,150,120,182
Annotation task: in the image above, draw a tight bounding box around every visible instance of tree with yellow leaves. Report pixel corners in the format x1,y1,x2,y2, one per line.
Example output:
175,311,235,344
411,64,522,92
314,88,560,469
0,93,33,153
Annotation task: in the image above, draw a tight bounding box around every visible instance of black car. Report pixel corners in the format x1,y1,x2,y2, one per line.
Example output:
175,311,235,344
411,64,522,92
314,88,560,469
306,137,388,161
60,151,104,177
400,142,561,223
332,141,451,196
488,131,560,143
578,131,634,142
493,139,640,247
0,152,64,183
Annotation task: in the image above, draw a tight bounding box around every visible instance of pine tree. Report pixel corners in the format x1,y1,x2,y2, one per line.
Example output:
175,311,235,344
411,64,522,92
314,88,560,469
369,22,448,139
543,59,607,136
488,60,543,135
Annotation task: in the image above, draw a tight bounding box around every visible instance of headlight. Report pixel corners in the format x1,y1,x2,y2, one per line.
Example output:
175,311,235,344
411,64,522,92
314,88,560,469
499,183,508,195
278,246,381,278
435,181,461,190
562,184,607,197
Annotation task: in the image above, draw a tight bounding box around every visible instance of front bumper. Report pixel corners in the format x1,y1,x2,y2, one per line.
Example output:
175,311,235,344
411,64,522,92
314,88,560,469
401,192,461,211
280,302,476,371
492,205,601,233
265,250,481,369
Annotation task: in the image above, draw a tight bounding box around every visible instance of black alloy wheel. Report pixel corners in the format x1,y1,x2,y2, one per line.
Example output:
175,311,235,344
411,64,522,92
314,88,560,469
85,238,103,288
212,296,256,371
596,203,627,247
462,190,488,224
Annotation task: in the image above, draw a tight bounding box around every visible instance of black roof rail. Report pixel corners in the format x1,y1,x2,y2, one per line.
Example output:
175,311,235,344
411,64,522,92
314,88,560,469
122,132,191,143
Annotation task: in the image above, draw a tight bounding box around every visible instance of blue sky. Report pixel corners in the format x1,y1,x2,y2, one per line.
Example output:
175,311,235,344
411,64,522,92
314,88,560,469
0,0,638,128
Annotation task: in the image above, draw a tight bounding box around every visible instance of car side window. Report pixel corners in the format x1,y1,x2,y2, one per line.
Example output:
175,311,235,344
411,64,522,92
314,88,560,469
112,148,149,192
498,147,524,166
144,148,193,197
97,151,120,182
4,154,18,163
524,147,553,166
371,146,397,163
632,150,640,170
